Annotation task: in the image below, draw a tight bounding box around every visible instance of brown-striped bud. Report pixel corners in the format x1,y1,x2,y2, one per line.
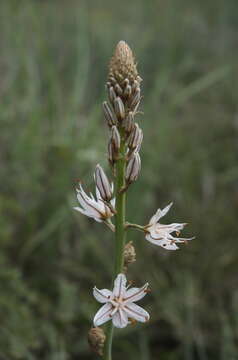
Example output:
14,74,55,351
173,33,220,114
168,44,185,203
122,111,135,135
114,96,125,121
128,123,143,151
124,84,132,98
115,83,123,96
88,327,106,356
102,101,117,127
108,126,121,166
108,76,117,85
123,78,130,86
108,86,116,104
132,79,139,93
129,88,141,110
94,164,113,202
126,152,141,184
122,111,134,134
111,125,121,152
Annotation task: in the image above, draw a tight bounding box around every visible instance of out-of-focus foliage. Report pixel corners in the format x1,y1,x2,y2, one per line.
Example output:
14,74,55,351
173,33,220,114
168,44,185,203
0,0,238,359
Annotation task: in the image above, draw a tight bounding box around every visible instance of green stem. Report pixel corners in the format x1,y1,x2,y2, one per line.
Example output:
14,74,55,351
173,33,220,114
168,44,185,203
114,146,127,274
103,141,127,360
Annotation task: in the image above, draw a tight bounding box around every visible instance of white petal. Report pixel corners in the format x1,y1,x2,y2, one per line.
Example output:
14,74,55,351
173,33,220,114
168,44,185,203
124,283,149,304
113,273,127,298
160,202,173,218
145,233,164,246
148,224,183,239
110,197,116,208
76,191,101,218
112,308,128,328
160,242,179,250
93,287,112,303
93,217,103,223
73,207,89,216
96,186,102,201
175,236,195,242
149,202,173,225
124,303,150,323
93,303,112,327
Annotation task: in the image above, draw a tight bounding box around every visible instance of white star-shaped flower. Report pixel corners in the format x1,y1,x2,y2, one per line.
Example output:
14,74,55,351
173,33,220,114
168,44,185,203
74,184,115,223
93,273,150,328
145,202,194,250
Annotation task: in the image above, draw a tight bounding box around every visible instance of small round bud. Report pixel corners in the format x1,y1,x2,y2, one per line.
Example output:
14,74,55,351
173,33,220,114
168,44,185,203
124,241,136,268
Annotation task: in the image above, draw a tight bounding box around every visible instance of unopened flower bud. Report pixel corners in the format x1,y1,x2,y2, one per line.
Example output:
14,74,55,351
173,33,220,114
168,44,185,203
108,86,117,104
102,101,117,127
108,76,117,85
88,327,106,356
122,111,134,134
126,152,141,184
124,241,136,268
108,126,121,166
129,87,141,110
94,164,113,202
124,78,130,86
132,79,139,92
115,83,123,96
114,96,125,121
124,84,132,98
111,125,121,151
128,123,143,151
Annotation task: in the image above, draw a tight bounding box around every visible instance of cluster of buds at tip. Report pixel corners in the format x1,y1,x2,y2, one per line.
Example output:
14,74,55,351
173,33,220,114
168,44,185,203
108,41,142,110
105,41,144,187
126,152,141,185
88,327,106,356
94,164,113,202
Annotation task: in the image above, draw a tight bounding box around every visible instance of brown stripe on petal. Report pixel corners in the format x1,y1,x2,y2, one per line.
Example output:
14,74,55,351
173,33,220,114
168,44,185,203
124,305,148,321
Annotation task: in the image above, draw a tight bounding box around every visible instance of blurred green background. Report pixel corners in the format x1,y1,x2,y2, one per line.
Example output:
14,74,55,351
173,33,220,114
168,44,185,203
1,0,238,359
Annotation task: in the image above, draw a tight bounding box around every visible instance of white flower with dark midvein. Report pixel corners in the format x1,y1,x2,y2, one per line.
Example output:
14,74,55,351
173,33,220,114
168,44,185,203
74,184,115,223
145,203,194,250
93,273,150,328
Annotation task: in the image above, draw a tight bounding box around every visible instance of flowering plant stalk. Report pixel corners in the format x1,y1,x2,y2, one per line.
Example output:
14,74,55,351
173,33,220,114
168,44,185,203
74,41,194,359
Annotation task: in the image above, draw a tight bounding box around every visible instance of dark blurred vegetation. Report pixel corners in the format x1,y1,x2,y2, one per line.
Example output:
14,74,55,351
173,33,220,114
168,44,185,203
1,0,238,359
